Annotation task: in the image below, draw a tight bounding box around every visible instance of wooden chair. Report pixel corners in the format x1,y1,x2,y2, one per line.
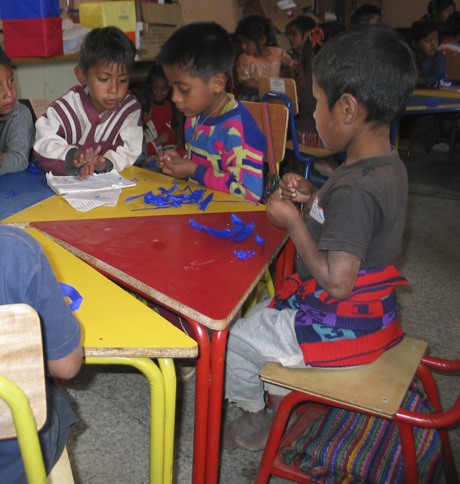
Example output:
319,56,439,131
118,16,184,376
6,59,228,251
441,47,460,82
0,303,75,483
257,76,340,185
240,101,289,308
256,336,460,483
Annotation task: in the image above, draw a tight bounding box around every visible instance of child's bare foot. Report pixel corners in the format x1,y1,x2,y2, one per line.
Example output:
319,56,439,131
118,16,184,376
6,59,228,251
223,409,273,451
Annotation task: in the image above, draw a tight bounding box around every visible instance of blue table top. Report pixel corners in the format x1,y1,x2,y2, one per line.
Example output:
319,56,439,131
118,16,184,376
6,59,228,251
0,167,53,221
407,94,460,110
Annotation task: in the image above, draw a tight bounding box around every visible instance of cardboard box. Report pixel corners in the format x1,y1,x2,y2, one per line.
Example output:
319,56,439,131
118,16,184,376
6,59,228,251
79,1,136,32
140,3,181,59
3,17,63,58
0,0,60,20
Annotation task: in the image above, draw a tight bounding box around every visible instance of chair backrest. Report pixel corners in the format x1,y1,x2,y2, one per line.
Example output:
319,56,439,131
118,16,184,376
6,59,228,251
258,76,299,115
0,303,46,437
0,303,47,482
241,100,289,166
441,48,460,82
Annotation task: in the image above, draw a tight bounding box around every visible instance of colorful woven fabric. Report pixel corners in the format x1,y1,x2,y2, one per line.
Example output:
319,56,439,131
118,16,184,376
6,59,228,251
281,388,443,483
269,265,407,367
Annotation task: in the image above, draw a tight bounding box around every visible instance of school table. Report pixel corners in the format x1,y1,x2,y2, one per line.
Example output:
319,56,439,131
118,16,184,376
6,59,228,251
0,168,53,220
2,166,264,225
391,87,460,160
25,227,198,484
30,211,288,484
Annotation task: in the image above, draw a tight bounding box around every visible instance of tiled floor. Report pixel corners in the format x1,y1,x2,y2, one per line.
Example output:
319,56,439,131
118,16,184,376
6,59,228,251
66,141,460,483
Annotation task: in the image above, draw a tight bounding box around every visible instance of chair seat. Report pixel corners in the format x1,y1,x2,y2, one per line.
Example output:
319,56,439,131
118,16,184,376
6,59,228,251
260,337,427,418
285,141,337,159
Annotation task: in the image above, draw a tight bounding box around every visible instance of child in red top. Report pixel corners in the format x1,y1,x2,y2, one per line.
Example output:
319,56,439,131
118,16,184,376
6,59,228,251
146,64,181,155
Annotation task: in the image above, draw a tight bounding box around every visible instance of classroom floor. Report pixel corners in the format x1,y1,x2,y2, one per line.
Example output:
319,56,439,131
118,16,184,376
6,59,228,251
65,139,460,483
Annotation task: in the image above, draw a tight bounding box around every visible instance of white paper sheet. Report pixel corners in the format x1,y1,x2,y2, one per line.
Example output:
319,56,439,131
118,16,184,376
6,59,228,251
46,171,136,212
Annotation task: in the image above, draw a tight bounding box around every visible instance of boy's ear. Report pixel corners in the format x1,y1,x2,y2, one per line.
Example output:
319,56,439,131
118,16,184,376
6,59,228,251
340,93,359,124
211,73,228,94
74,66,86,86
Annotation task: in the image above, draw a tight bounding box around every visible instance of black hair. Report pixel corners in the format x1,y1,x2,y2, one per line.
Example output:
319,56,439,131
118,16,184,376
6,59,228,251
410,18,442,42
320,21,346,42
427,0,456,20
312,25,417,126
146,64,167,85
157,22,235,80
350,4,382,26
443,11,460,37
235,15,277,47
286,15,317,35
129,81,153,115
0,47,12,71
78,27,137,74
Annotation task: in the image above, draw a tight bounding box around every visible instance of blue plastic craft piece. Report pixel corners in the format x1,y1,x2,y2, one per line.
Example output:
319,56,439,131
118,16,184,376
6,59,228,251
126,184,213,211
188,213,255,242
233,250,256,260
59,282,83,311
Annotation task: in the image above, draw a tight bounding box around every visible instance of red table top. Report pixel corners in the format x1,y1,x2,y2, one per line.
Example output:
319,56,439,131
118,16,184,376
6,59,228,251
32,212,287,329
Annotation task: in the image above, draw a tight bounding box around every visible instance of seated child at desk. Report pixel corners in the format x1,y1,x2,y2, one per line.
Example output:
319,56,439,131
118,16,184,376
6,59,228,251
410,18,448,87
34,27,142,179
156,22,266,203
235,15,294,101
0,47,35,176
405,18,450,151
146,64,182,153
129,81,158,169
285,15,317,77
224,25,417,451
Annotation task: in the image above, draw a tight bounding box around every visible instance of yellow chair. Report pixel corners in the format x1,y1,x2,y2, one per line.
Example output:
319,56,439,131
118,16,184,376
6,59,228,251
256,336,460,483
0,303,74,483
241,101,289,310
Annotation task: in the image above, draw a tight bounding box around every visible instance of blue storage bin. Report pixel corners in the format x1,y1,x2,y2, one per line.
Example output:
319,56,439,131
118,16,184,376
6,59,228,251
0,0,60,20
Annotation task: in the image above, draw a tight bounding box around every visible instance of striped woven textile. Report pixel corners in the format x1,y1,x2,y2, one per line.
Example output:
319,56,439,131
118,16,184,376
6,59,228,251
281,387,442,483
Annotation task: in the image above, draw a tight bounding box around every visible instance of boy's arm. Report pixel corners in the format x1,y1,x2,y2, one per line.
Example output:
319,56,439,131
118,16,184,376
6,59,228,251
0,104,35,175
191,109,265,202
267,189,361,299
34,107,79,175
97,110,143,172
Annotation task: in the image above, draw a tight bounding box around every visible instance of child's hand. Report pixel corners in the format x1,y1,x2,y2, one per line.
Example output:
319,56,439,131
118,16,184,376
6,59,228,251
157,149,196,179
266,188,302,232
73,146,105,179
154,133,169,147
279,173,316,205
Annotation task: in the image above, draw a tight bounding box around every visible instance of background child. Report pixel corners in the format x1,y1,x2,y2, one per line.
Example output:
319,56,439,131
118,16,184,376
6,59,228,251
224,25,417,452
425,0,456,24
129,81,159,169
156,21,266,203
285,15,317,76
350,3,382,26
0,225,82,481
292,22,345,176
410,18,448,87
235,14,294,100
146,64,182,153
0,47,35,176
34,26,142,179
405,18,449,151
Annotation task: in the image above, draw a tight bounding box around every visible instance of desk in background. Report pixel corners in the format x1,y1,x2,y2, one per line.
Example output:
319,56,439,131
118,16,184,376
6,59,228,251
394,87,460,164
